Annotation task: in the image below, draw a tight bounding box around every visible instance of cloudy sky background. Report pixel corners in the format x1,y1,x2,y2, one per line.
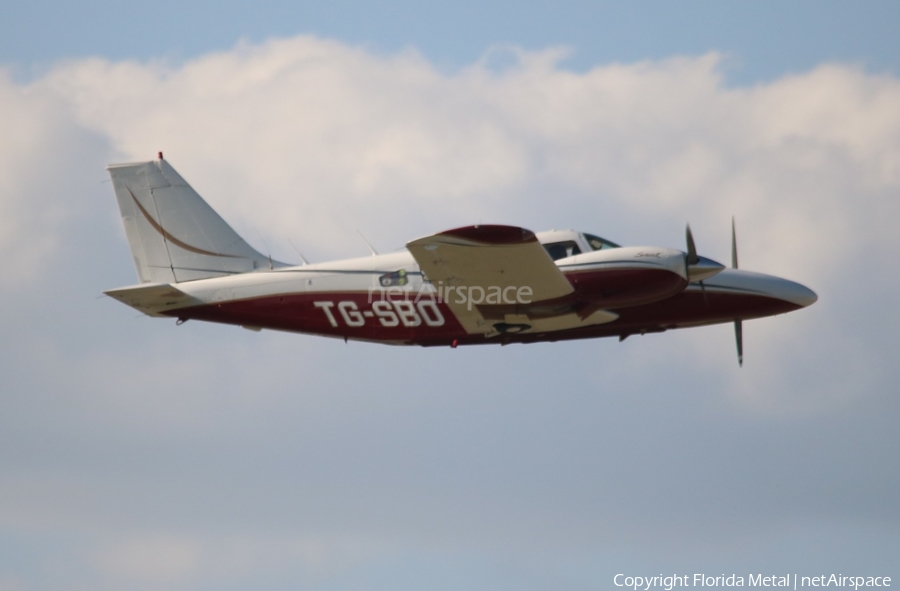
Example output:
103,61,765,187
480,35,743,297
2,2,899,589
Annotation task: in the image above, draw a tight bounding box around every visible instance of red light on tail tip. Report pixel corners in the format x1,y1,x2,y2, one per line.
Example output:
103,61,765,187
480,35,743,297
451,339,458,348
158,152,163,160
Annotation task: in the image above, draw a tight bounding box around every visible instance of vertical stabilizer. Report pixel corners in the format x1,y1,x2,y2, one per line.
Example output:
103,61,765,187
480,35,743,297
108,157,275,283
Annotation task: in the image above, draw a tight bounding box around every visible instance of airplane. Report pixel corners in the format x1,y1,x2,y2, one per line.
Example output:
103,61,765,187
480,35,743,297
104,154,817,365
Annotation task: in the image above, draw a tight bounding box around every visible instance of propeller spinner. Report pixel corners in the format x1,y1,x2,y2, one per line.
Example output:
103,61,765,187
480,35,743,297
684,225,725,282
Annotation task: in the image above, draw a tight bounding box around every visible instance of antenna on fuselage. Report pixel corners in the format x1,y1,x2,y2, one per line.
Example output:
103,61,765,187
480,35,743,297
288,239,310,265
252,227,275,270
356,229,379,256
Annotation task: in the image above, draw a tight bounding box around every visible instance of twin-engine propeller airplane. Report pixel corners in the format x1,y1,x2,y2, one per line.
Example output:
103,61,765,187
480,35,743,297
105,154,816,364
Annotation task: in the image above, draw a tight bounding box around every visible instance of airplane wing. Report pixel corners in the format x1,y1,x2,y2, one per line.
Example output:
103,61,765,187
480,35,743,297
407,225,586,335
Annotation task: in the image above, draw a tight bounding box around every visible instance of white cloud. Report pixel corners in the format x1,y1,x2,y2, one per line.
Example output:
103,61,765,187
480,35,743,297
1,31,896,451
3,34,897,444
19,38,896,276
0,71,98,285
88,532,379,590
91,534,202,583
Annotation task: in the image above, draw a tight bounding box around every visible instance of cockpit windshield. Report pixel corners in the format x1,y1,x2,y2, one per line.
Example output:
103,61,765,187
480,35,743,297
537,229,621,261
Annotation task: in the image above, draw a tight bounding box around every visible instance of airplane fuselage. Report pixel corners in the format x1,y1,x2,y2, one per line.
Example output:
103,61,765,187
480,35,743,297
110,248,814,347
104,157,816,356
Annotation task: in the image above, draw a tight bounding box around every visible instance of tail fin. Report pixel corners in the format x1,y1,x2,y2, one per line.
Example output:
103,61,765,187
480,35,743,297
108,156,278,283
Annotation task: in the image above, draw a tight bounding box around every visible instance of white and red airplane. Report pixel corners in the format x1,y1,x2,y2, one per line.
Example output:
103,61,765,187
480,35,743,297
105,155,816,364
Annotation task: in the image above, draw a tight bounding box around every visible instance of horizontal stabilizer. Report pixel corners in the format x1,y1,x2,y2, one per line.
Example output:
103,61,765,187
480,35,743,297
104,283,201,317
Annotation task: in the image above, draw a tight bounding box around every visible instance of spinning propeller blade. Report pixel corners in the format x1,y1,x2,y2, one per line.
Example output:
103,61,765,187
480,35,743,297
731,217,738,270
685,224,699,266
732,217,743,367
685,224,708,304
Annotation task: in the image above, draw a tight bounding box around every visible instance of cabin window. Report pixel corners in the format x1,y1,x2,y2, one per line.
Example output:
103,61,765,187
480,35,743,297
583,233,621,251
543,241,582,261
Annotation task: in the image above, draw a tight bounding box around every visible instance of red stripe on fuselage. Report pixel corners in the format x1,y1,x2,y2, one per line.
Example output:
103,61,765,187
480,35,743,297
509,290,799,346
166,291,466,344
164,286,800,347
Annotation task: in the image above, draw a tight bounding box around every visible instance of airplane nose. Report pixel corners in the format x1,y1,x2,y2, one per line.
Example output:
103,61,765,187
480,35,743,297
772,278,818,308
704,270,817,310
794,282,818,307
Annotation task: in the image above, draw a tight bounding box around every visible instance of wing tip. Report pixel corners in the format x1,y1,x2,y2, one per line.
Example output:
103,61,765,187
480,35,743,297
436,225,536,245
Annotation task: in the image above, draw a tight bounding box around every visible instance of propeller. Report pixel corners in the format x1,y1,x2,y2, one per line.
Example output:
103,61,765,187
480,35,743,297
685,224,699,267
684,224,711,304
731,216,738,270
732,217,743,367
684,224,725,306
684,221,741,366
683,224,725,283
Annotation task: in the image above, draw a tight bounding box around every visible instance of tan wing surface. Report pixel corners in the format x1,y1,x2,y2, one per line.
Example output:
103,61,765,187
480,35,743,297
407,225,575,334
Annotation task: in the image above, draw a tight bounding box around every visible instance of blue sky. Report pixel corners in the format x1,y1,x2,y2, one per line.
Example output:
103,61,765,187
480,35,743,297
1,2,899,590
4,1,900,83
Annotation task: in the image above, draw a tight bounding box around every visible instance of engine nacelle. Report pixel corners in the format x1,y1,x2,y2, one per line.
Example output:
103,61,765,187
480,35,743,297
557,246,689,309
